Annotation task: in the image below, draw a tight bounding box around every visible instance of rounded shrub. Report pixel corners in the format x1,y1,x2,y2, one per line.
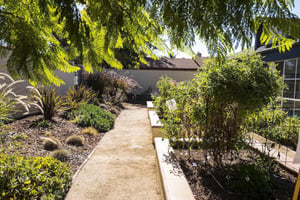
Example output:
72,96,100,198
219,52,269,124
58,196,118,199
66,135,84,146
81,127,98,137
43,137,61,151
66,104,115,132
0,154,72,199
51,149,69,162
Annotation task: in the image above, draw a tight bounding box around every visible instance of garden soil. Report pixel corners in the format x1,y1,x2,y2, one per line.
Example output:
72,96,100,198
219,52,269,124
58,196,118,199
65,104,163,200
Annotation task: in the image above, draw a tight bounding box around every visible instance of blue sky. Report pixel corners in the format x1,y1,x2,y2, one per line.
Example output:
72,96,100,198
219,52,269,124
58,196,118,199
176,1,300,58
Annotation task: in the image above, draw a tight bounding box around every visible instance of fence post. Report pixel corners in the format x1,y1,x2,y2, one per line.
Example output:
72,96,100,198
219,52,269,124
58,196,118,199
293,169,300,200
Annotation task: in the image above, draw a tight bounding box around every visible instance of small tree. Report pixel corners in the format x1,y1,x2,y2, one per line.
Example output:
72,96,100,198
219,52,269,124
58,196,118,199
196,51,283,165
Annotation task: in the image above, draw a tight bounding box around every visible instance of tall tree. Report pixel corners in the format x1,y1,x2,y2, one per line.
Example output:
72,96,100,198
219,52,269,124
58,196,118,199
0,0,299,85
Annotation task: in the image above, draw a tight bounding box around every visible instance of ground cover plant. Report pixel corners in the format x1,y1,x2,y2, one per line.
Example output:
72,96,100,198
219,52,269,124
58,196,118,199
0,154,72,199
154,51,297,199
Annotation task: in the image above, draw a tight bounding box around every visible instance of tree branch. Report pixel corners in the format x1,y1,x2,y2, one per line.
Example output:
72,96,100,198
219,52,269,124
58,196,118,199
0,10,24,20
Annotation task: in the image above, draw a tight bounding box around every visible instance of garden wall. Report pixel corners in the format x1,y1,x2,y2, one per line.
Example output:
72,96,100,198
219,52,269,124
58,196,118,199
0,55,75,95
108,69,196,95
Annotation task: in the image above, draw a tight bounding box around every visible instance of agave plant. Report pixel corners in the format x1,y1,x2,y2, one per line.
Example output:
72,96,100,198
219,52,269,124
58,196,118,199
64,85,96,111
28,86,63,121
0,73,29,124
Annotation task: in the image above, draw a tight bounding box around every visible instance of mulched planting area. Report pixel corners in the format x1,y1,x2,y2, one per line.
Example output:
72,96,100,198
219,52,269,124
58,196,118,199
0,114,104,174
174,149,297,200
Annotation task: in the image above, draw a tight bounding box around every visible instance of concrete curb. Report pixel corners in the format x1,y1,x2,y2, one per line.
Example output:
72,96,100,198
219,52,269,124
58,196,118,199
155,137,195,200
72,146,97,180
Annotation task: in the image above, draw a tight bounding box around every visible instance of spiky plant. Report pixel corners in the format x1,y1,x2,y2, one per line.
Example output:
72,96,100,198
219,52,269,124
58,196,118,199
28,86,63,121
64,85,96,111
0,73,29,124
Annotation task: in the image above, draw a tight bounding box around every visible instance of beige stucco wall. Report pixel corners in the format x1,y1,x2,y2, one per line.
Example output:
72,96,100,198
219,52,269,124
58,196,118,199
108,69,197,95
0,56,75,96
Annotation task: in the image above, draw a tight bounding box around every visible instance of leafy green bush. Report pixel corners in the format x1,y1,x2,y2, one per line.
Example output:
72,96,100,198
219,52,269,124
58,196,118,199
246,108,299,149
28,86,64,121
66,104,115,132
64,85,96,111
152,76,177,117
220,157,275,199
0,154,72,199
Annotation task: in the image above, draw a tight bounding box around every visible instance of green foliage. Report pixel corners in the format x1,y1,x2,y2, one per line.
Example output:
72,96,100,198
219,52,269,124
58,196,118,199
246,108,300,149
43,137,61,151
220,157,275,199
2,0,298,85
29,86,64,121
31,119,51,128
152,76,177,117
0,73,29,124
66,104,115,132
64,85,96,111
50,149,69,162
1,0,164,85
151,0,299,59
81,127,98,137
66,135,84,147
0,154,72,199
197,51,283,110
159,51,283,164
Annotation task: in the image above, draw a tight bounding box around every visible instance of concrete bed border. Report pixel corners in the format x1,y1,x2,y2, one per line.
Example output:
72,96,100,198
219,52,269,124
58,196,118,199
155,137,195,200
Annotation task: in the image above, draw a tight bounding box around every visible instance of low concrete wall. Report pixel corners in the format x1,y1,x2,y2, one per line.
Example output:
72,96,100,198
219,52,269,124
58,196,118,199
155,137,195,200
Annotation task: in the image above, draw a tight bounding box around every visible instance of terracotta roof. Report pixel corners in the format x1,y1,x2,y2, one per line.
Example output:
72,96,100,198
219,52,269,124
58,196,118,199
139,57,207,70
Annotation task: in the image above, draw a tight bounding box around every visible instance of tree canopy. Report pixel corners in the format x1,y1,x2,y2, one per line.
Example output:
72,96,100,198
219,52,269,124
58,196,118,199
0,0,299,85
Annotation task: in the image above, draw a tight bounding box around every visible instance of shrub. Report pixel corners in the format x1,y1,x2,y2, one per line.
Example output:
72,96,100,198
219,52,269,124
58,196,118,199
219,157,275,199
66,104,115,132
64,85,96,111
43,137,61,151
28,86,64,121
0,154,72,199
152,76,176,117
81,127,98,137
246,108,300,149
51,149,69,162
84,70,140,106
66,135,84,146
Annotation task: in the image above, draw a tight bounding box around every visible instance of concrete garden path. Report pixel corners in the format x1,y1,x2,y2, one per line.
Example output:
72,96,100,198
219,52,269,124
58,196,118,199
65,104,163,200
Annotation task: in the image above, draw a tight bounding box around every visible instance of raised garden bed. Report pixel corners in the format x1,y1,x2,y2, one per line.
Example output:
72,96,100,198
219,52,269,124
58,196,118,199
174,148,297,200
